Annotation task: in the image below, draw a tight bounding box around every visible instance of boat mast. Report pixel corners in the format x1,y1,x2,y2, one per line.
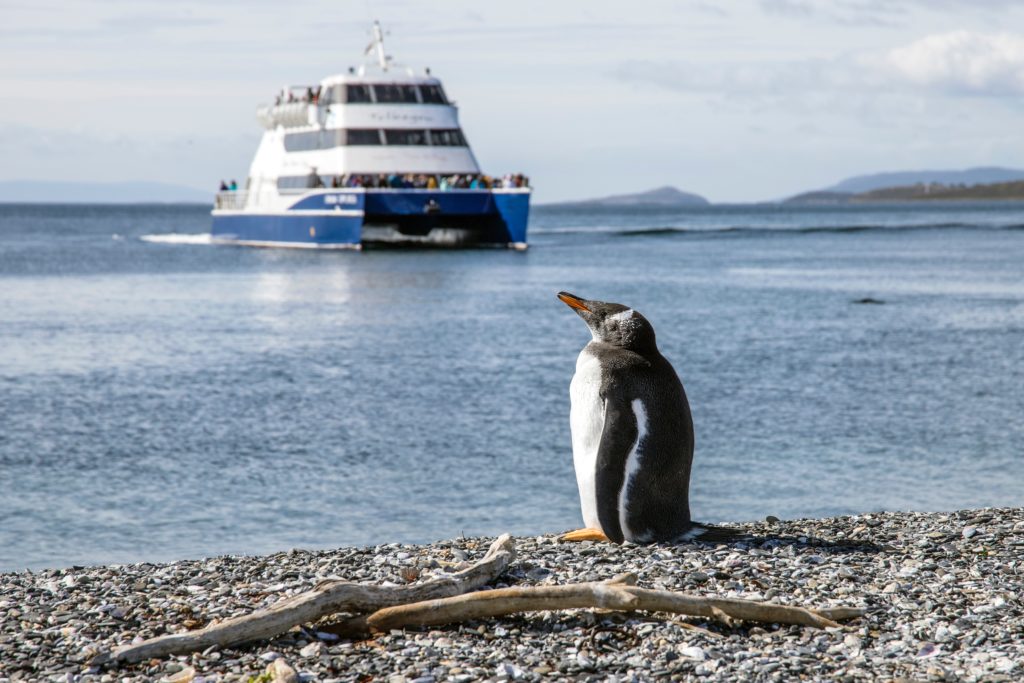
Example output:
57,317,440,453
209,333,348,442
367,20,389,71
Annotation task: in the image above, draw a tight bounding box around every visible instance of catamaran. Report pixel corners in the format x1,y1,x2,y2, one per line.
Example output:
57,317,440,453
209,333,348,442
211,22,530,249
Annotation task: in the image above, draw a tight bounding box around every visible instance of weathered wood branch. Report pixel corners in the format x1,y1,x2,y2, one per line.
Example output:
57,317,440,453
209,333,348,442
92,534,515,666
367,575,864,632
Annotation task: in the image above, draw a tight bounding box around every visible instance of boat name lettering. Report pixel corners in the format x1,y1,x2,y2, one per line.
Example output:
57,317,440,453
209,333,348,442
369,112,434,124
324,194,359,205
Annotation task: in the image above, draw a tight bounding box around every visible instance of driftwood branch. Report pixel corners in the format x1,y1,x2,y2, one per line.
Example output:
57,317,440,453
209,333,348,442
367,574,864,632
92,534,516,666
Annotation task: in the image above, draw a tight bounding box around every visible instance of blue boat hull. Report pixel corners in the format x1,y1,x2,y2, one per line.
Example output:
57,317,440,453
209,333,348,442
211,189,529,249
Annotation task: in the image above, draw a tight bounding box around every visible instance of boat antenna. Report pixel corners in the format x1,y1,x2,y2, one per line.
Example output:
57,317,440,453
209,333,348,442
365,20,390,70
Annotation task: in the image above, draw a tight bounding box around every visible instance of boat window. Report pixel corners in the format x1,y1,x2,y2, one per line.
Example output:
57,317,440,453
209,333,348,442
283,131,321,152
284,130,350,152
320,85,342,105
277,175,322,190
373,84,419,103
419,85,447,104
346,84,373,103
429,129,467,147
384,129,428,145
346,129,383,145
283,127,467,150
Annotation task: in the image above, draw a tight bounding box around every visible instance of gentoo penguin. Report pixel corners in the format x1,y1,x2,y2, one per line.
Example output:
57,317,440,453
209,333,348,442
557,291,738,544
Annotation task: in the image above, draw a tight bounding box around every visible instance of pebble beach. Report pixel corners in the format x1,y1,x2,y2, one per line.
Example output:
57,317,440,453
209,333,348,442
2,508,1022,683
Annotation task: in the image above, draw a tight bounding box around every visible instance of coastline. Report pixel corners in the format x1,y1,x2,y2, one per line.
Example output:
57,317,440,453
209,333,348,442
2,508,1022,682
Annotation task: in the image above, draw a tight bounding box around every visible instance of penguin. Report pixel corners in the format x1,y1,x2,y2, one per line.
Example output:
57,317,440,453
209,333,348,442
557,291,739,544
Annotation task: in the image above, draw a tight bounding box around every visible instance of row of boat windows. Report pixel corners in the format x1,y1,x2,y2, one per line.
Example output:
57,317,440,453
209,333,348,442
283,128,468,152
324,83,448,105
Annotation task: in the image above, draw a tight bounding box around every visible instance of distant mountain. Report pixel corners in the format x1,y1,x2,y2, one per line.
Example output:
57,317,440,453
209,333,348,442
783,190,854,205
545,186,709,208
857,180,1024,201
786,179,1024,204
823,167,1024,194
0,180,212,204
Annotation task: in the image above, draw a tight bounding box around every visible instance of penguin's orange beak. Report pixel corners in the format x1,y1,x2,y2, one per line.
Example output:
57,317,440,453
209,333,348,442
557,292,590,312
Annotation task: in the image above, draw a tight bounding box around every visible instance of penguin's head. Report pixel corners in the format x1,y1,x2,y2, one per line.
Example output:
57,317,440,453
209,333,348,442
557,291,657,352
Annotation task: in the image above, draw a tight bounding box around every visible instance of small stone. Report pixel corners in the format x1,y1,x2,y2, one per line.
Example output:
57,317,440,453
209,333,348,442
962,527,978,539
495,663,523,679
266,659,299,683
299,642,322,658
164,666,196,683
680,646,705,661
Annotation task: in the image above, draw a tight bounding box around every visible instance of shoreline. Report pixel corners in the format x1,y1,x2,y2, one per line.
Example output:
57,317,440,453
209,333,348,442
2,508,1022,682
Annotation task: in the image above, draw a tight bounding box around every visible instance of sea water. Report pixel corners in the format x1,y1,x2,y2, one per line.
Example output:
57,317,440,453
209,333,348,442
1,202,1023,570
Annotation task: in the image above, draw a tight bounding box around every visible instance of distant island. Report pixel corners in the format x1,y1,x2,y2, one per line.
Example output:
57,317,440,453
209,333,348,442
788,180,1024,204
543,186,709,208
820,166,1024,194
0,180,211,204
787,167,1024,204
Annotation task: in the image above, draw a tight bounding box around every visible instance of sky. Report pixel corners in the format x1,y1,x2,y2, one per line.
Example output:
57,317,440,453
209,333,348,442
2,0,1024,202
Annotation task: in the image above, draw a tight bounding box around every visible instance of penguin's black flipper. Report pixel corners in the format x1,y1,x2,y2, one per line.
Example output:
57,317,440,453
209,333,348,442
594,396,637,545
677,522,751,544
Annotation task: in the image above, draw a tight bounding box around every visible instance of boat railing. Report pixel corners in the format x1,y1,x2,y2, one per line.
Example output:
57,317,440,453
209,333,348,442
214,191,248,210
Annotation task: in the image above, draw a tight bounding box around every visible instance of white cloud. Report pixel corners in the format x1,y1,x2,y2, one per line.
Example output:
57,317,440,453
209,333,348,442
884,31,1024,95
616,31,1024,99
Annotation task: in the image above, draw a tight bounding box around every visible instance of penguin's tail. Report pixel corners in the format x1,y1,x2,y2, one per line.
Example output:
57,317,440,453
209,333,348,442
677,521,750,544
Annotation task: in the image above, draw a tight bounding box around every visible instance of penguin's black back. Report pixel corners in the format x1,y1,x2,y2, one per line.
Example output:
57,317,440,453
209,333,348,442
588,341,695,543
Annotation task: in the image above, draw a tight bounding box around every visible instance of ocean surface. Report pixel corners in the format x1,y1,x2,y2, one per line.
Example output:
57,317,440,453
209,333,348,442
2,201,1023,571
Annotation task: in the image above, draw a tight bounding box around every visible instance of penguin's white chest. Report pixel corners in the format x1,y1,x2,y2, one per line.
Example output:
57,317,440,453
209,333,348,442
569,346,605,529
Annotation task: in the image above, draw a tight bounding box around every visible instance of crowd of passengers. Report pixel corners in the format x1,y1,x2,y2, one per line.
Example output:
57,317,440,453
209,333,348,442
275,87,321,106
317,173,529,190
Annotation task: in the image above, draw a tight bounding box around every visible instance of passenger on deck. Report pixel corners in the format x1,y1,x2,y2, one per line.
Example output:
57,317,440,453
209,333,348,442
229,179,238,191
219,180,228,192
439,175,451,191
427,175,438,189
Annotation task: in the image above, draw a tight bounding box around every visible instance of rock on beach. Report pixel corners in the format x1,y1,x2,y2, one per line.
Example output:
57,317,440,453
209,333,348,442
1,508,1022,682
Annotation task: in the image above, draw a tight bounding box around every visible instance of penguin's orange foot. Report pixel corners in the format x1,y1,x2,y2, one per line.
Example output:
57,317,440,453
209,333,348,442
558,527,610,542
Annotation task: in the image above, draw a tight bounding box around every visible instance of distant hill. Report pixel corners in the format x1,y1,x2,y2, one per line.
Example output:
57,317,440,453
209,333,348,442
545,186,709,208
786,179,1024,204
857,180,1024,201
783,190,854,205
823,167,1024,194
0,180,212,204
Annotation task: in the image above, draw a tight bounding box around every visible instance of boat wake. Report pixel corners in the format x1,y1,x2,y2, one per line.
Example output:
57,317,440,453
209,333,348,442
139,233,214,245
